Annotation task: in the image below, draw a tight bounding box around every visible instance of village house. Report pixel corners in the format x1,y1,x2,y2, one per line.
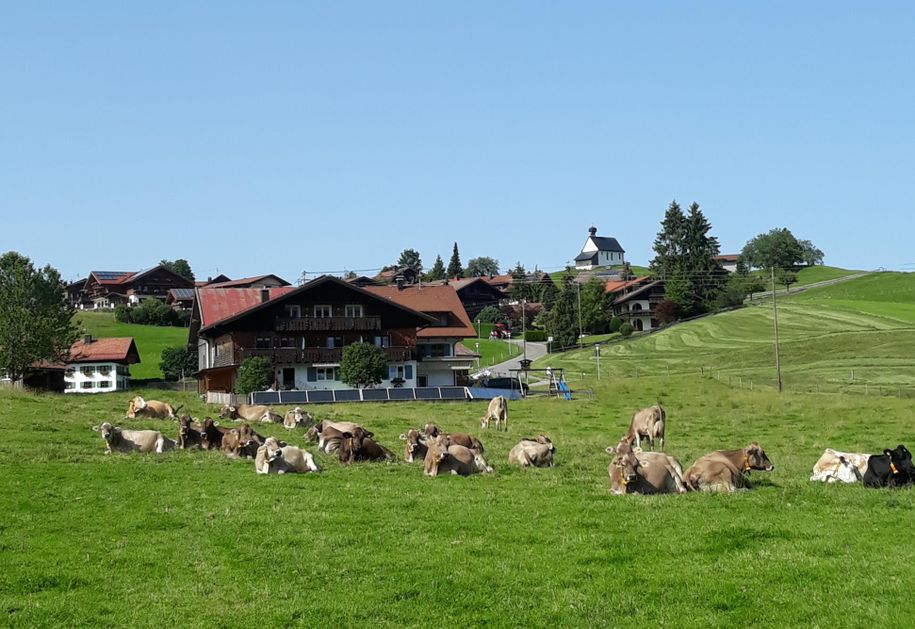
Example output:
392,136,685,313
364,283,478,386
64,335,140,393
206,274,290,289
190,275,479,395
574,226,625,270
714,254,741,273
78,265,195,309
606,276,665,332
425,277,505,320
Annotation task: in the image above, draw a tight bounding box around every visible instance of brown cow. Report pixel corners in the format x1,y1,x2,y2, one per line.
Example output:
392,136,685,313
423,436,493,477
254,437,319,474
307,421,371,453
176,416,203,449
683,442,774,492
126,396,178,419
423,423,441,437
508,435,555,467
399,429,428,463
604,439,685,495
480,396,508,431
283,407,314,430
92,422,175,454
445,433,485,453
219,403,282,423
200,418,231,450
337,432,395,465
626,403,665,451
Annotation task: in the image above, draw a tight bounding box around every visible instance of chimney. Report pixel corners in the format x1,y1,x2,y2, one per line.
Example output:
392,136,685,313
260,289,270,303
83,334,93,345
395,275,405,291
589,226,597,236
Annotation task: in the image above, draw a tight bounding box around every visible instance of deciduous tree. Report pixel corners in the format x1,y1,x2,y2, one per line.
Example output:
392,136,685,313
0,252,79,381
466,256,499,277
339,342,388,388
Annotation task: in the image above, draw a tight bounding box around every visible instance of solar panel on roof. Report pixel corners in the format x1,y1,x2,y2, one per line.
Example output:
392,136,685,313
94,271,132,280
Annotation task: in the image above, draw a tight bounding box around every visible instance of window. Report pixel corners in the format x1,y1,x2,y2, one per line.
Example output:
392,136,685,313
345,304,363,318
98,365,111,376
420,344,451,358
80,381,94,389
98,381,112,389
284,305,301,319
65,381,75,390
390,365,405,380
316,367,338,381
314,305,332,318
256,337,272,349
279,337,296,348
374,336,390,348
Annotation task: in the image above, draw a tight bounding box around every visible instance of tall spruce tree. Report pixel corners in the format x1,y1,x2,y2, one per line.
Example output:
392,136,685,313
446,242,464,279
650,200,688,279
547,271,578,349
424,255,446,281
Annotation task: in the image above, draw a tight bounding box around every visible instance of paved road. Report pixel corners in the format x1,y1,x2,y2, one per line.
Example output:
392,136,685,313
748,272,870,302
485,340,548,376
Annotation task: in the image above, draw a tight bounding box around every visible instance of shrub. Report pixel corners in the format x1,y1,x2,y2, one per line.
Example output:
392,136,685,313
114,304,131,323
619,322,634,338
235,357,274,394
477,305,506,325
339,342,388,389
159,346,197,382
524,330,547,342
609,317,622,333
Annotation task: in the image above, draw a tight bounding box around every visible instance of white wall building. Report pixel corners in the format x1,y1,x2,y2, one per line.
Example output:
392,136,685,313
64,336,140,394
575,226,626,270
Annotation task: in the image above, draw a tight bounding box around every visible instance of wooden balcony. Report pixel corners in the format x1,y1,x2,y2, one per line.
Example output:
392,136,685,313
239,346,413,364
274,316,382,332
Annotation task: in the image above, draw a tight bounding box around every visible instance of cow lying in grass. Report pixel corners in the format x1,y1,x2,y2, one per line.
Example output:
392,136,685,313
402,426,485,463
605,438,685,494
306,421,372,454
255,437,320,474
423,435,493,477
283,407,314,430
219,403,282,424
176,416,203,449
810,449,869,483
683,442,774,492
126,396,178,419
93,422,175,454
509,435,555,467
337,432,395,465
863,445,913,488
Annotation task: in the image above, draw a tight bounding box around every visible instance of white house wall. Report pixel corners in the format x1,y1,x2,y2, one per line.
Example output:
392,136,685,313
65,362,130,393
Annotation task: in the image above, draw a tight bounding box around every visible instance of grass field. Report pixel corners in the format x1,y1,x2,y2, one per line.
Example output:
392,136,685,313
2,377,915,626
538,272,915,395
75,312,189,380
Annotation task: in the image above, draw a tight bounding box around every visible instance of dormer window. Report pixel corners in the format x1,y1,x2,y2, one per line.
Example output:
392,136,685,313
314,305,331,318
284,305,301,319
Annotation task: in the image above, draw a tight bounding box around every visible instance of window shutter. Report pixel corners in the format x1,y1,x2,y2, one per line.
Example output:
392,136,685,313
307,367,317,382
405,365,413,380
389,366,396,380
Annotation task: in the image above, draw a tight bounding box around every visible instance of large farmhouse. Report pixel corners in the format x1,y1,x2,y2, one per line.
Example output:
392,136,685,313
189,275,477,395
77,264,195,309
575,226,625,270
64,336,140,393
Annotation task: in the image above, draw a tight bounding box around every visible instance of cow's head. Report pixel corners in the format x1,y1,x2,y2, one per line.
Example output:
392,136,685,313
338,432,359,465
125,396,143,418
606,440,639,484
399,429,426,461
305,426,320,443
745,442,774,472
219,404,236,419
423,423,440,438
92,422,118,442
885,444,914,477
473,452,494,474
423,436,449,476
537,434,555,452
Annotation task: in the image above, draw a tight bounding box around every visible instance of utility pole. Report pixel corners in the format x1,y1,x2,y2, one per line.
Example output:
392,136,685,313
521,299,527,362
771,266,783,392
595,344,601,380
577,281,583,349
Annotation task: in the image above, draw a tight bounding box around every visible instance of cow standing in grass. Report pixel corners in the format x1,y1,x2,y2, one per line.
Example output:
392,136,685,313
480,396,508,431
626,402,665,451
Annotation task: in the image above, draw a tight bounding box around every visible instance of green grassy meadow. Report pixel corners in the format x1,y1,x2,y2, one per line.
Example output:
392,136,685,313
75,312,189,380
542,272,915,395
2,378,915,627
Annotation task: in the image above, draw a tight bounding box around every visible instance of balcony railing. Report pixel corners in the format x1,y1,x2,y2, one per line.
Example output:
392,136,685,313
274,316,382,332
239,346,412,364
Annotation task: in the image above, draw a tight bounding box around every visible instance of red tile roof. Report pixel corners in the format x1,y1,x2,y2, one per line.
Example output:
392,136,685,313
68,338,140,364
605,276,651,294
197,287,297,328
715,254,740,262
364,285,476,338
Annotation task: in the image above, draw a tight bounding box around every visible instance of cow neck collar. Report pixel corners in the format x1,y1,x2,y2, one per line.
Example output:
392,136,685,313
614,463,630,486
742,454,751,473
890,462,900,475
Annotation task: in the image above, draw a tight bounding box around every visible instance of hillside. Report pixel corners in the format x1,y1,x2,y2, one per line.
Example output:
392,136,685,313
75,312,189,380
537,272,915,395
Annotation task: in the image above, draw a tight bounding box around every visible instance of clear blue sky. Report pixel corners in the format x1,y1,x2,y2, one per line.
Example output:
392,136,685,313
3,2,914,282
